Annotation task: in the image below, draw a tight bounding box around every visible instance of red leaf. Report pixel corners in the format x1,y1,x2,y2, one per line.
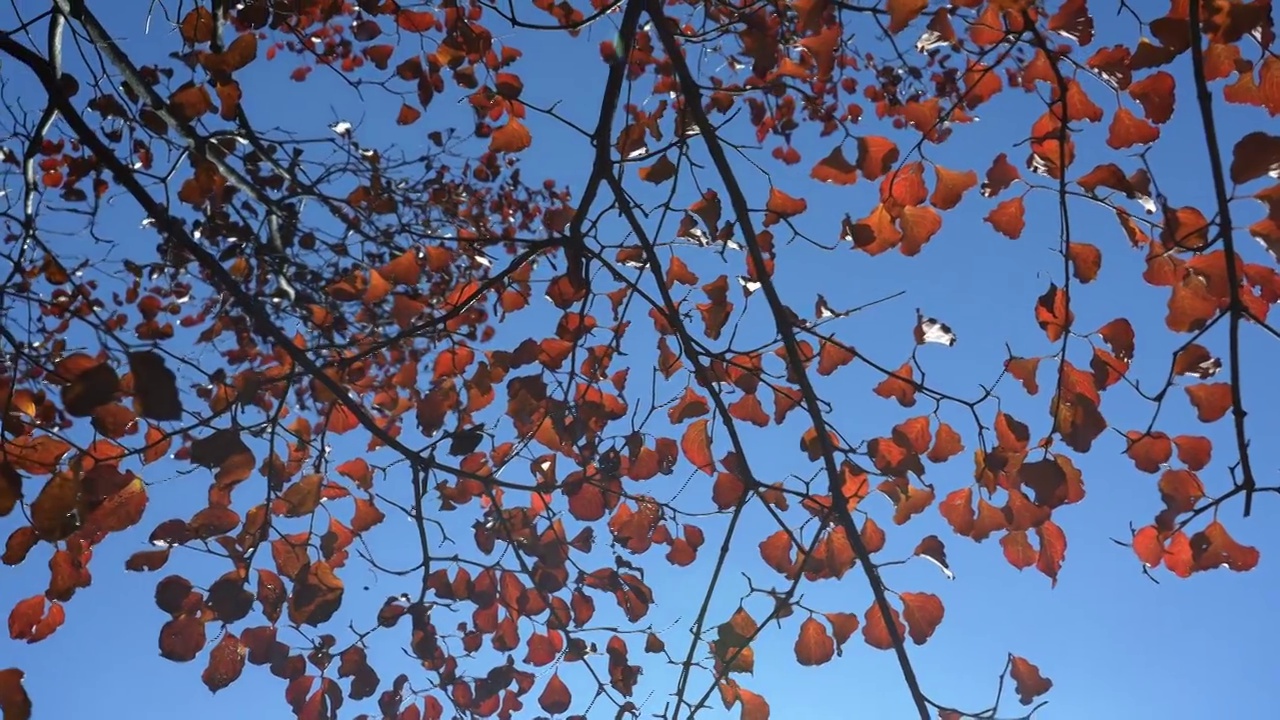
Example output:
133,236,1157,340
1190,520,1259,572
681,419,714,475
985,197,1025,239
537,673,572,715
1173,435,1212,470
202,632,246,693
981,153,1021,196
1107,107,1160,149
1185,383,1232,422
794,617,835,666
899,592,944,644
1067,242,1102,282
913,535,953,579
1034,283,1073,342
1125,431,1172,473
1010,656,1053,705
1128,71,1176,124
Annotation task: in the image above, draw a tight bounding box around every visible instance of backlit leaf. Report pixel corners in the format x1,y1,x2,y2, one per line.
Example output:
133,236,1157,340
794,617,835,666
900,592,944,644
1185,383,1232,422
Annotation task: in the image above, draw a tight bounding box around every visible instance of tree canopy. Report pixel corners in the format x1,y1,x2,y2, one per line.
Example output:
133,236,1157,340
2,0,1279,718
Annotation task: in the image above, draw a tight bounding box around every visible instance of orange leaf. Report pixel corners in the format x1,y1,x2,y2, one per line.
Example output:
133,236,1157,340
856,136,899,180
1173,435,1212,470
1185,383,1232,422
1010,656,1053,705
794,617,835,666
898,206,942,256
861,601,906,650
927,421,964,463
489,117,532,153
873,362,917,407
930,165,977,210
816,339,855,376
1001,530,1038,570
1035,520,1067,586
681,419,714,475
810,146,858,185
639,155,677,184
886,0,928,33
899,592,944,644
985,197,1026,239
764,188,807,226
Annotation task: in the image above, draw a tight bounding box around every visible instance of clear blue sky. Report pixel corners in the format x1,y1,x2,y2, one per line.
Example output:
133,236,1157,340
2,2,1278,719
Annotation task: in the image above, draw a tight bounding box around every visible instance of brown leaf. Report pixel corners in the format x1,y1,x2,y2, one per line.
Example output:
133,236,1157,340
0,667,32,720
1035,283,1073,342
288,561,344,626
179,7,215,44
1230,132,1280,185
1010,655,1053,705
203,632,246,693
159,615,207,662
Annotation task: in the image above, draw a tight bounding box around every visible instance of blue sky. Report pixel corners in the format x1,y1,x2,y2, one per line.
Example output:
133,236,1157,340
2,1,1279,719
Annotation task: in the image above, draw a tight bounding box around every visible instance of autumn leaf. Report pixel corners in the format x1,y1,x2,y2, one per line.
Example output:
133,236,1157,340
681,419,714,475
639,155,677,184
1034,283,1073,342
1185,383,1232,422
900,592,944,644
1010,655,1053,705
490,117,532,153
810,145,858,185
985,197,1026,239
794,617,835,666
